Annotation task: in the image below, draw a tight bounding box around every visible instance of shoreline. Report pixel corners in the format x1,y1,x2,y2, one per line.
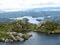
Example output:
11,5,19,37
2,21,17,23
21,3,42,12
0,20,60,42
0,32,32,42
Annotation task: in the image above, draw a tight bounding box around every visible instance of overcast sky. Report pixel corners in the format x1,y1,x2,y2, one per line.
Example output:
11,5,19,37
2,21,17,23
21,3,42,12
0,0,60,11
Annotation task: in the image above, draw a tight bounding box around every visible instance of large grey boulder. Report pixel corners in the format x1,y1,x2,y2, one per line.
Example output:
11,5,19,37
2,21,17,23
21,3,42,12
5,39,9,42
16,36,24,41
18,33,23,37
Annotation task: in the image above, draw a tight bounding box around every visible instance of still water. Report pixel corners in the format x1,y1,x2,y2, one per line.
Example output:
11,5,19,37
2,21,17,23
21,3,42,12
0,32,60,45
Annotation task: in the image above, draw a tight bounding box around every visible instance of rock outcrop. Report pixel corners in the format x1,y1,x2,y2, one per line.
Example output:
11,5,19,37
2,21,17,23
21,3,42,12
0,32,32,42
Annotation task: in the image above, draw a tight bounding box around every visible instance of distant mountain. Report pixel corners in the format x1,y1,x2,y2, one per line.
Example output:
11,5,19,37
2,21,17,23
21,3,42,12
0,7,60,23
0,10,60,18
27,7,60,11
0,18,12,22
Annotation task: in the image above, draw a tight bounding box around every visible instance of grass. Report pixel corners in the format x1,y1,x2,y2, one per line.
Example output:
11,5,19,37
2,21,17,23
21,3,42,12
0,32,12,40
23,34,30,40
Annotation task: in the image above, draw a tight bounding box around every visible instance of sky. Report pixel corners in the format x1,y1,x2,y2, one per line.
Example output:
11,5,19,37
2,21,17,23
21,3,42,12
0,0,60,11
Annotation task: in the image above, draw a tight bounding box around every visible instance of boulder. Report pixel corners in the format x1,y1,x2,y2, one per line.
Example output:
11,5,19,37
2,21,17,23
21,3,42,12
16,36,24,41
5,39,9,42
1,38,5,42
9,39,13,42
18,33,23,37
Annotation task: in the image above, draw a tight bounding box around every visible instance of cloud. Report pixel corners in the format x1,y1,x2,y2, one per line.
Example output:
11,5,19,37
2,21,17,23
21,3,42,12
0,0,60,11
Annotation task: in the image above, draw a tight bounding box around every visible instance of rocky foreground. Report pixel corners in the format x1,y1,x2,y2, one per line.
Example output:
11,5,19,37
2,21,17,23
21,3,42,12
0,32,32,42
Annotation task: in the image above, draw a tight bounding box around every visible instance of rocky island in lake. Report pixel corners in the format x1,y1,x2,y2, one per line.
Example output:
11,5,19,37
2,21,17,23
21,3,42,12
0,19,60,42
0,20,33,42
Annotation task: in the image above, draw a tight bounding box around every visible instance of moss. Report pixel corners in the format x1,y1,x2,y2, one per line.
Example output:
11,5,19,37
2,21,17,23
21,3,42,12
0,32,12,40
23,34,30,40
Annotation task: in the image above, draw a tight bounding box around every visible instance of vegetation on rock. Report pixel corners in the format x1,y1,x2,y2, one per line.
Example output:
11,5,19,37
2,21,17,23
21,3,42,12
0,19,60,42
37,21,60,34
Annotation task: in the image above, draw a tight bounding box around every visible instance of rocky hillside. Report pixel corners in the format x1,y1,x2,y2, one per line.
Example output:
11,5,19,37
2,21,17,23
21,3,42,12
0,20,36,32
37,21,60,34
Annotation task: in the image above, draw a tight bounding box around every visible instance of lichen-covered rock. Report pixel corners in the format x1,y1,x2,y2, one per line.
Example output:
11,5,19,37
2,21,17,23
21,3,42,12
1,38,5,42
5,39,9,42
19,38,24,41
16,36,24,41
18,33,23,37
23,34,31,40
9,39,13,42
